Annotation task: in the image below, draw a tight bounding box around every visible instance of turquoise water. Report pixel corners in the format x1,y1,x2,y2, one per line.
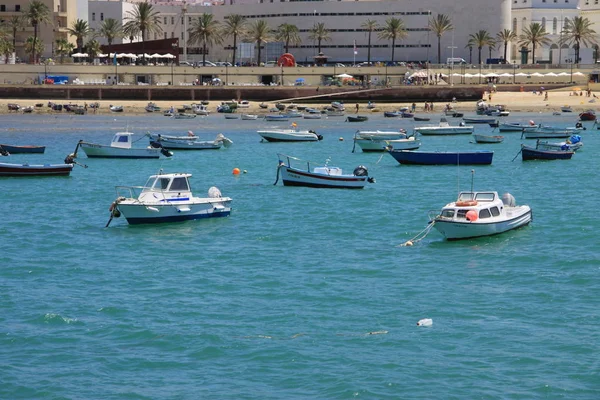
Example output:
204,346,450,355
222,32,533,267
1,111,599,399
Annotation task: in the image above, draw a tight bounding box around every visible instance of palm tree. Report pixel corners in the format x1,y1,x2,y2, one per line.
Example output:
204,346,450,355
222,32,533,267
377,17,407,63
561,16,597,64
123,1,163,57
97,18,123,60
67,19,92,53
247,20,272,65
85,39,102,60
188,13,222,65
6,16,24,54
429,14,453,64
24,36,45,64
496,29,517,63
22,0,51,63
465,43,473,64
307,22,330,54
518,23,551,64
361,19,378,65
276,23,301,54
222,14,246,65
488,40,496,61
468,30,494,64
54,38,74,64
0,27,13,63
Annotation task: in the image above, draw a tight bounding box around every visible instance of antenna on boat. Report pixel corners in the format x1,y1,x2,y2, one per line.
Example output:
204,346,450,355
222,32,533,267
470,169,475,194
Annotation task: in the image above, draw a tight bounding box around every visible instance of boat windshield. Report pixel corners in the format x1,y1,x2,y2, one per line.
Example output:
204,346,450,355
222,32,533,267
474,192,495,202
144,177,170,190
457,192,474,201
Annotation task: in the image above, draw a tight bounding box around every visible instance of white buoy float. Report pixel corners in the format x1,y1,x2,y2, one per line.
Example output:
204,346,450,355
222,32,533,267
417,318,433,327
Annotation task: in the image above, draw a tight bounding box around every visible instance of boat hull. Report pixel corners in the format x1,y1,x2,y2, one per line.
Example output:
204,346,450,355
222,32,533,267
473,134,504,143
80,143,161,158
434,208,532,240
415,127,474,135
258,130,320,142
521,147,573,160
279,166,367,189
388,150,493,165
356,138,421,152
0,162,73,176
523,131,572,139
0,144,46,154
118,199,232,224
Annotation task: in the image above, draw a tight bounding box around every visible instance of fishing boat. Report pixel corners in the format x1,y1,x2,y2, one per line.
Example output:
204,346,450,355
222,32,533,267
109,105,123,112
173,113,197,119
444,110,464,118
414,118,474,135
241,114,259,120
355,136,420,152
388,150,494,165
462,116,497,124
346,115,369,122
578,110,596,121
535,135,583,152
145,102,161,112
384,111,402,118
472,134,504,143
521,144,574,160
283,111,303,118
257,126,323,142
0,144,46,154
303,113,322,120
325,110,345,117
413,116,431,122
147,133,232,150
355,130,408,140
522,130,572,139
0,161,74,176
78,132,172,159
274,154,374,189
561,105,573,112
265,114,289,122
224,114,239,119
192,104,210,115
431,190,532,240
107,172,232,225
498,122,539,132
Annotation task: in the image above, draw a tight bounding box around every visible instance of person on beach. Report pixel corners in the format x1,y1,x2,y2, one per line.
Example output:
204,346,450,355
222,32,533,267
355,103,359,113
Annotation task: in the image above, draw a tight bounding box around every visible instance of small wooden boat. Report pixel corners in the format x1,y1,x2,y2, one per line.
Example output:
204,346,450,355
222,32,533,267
22,106,34,113
275,154,374,189
259,103,269,109
384,111,401,118
7,103,20,112
522,130,572,139
173,113,197,119
148,133,232,150
521,144,574,160
535,135,582,152
472,134,504,144
413,116,431,122
303,114,322,120
561,105,573,112
0,144,46,154
462,117,497,124
265,115,289,122
109,105,123,112
0,162,73,176
579,110,596,121
345,115,368,122
241,114,259,120
355,136,421,152
145,102,161,112
388,150,494,165
224,114,239,119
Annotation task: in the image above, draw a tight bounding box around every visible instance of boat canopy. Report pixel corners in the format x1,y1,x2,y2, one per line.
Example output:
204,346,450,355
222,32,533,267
144,173,192,193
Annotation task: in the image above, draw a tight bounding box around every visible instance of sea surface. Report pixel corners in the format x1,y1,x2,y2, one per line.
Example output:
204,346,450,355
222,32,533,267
1,109,599,399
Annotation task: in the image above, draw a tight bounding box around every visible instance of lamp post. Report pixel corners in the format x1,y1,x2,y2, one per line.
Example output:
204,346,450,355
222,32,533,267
448,30,456,86
568,58,573,83
171,42,177,86
558,9,563,67
426,10,430,84
513,62,516,84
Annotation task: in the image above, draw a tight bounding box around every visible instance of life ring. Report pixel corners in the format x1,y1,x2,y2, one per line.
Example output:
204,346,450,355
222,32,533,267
455,200,478,207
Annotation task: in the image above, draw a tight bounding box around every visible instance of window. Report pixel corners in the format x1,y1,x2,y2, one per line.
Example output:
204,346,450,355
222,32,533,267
441,210,455,218
154,178,169,190
164,16,167,24
181,32,184,39
92,12,95,21
170,178,189,191
171,32,175,38
479,209,491,219
15,4,20,11
100,13,104,21
490,207,500,217
541,17,546,30
522,17,527,32
164,32,167,39
172,17,175,24
457,210,468,219
553,17,557,34
513,18,517,32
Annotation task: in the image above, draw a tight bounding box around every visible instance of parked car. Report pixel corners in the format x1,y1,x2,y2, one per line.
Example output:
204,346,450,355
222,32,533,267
214,61,232,66
178,61,193,66
195,60,217,66
335,63,346,67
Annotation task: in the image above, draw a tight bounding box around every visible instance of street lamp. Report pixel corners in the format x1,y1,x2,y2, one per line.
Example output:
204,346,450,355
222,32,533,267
558,9,563,67
171,42,177,86
448,30,456,86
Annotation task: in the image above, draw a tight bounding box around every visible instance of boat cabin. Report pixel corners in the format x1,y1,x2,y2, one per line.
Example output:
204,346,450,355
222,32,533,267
139,173,193,201
439,191,504,221
111,132,135,149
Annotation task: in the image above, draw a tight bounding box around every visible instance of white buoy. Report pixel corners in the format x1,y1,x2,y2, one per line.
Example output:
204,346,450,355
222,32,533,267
417,318,433,327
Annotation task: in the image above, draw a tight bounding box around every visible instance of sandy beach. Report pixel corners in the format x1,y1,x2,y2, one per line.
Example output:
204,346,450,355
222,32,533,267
0,88,596,116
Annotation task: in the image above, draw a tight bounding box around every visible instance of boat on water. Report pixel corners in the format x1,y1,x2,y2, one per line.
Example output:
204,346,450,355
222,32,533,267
484,109,510,117
173,113,197,119
346,115,369,122
522,130,572,139
353,130,414,152
413,116,431,121
109,105,123,112
414,118,474,135
431,190,532,240
388,150,494,165
224,114,239,119
78,132,172,159
0,162,74,176
472,134,504,143
355,130,408,140
579,110,596,121
274,154,374,189
0,144,46,154
265,114,290,122
498,122,539,132
257,125,323,142
462,116,497,124
107,172,232,225
535,135,583,152
241,114,259,120
147,133,232,150
303,114,322,119
384,111,402,118
521,144,574,160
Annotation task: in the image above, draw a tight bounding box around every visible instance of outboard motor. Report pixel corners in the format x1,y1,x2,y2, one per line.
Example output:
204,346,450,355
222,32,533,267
501,193,516,207
354,165,368,176
0,146,9,157
160,148,173,157
149,140,162,149
309,130,323,141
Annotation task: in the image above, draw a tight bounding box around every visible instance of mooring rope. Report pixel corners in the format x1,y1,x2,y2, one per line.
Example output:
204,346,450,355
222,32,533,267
398,221,436,246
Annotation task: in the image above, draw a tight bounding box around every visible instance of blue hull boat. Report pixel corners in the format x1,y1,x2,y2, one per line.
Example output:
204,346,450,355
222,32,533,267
388,150,494,165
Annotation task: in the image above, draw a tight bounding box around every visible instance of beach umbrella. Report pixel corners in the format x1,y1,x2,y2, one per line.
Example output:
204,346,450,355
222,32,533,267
557,72,570,76
72,52,88,57
515,72,528,77
545,72,558,77
162,54,175,59
499,73,513,77
335,73,353,78
97,53,108,58
573,72,585,76
151,53,162,59
531,72,544,77
484,72,499,77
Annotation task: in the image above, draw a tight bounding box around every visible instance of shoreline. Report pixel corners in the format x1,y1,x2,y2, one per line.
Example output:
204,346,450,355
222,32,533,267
0,89,595,116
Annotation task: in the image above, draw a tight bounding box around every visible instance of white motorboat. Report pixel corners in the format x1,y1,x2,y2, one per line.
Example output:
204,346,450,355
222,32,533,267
274,154,374,189
354,129,408,140
77,132,172,159
303,114,322,119
148,133,232,150
354,136,420,152
257,125,323,142
238,100,250,108
107,172,232,225
414,118,474,135
241,114,259,120
109,105,123,112
431,191,532,240
224,114,239,119
145,102,161,112
192,104,210,116
498,122,539,132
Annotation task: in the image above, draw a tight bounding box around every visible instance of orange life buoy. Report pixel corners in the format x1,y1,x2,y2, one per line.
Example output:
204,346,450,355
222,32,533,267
455,200,478,207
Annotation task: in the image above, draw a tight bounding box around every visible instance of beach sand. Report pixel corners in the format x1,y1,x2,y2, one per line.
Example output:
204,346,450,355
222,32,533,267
0,89,595,116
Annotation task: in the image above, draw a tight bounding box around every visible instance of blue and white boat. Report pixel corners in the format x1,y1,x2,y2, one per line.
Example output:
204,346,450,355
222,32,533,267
108,172,232,225
265,114,290,122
